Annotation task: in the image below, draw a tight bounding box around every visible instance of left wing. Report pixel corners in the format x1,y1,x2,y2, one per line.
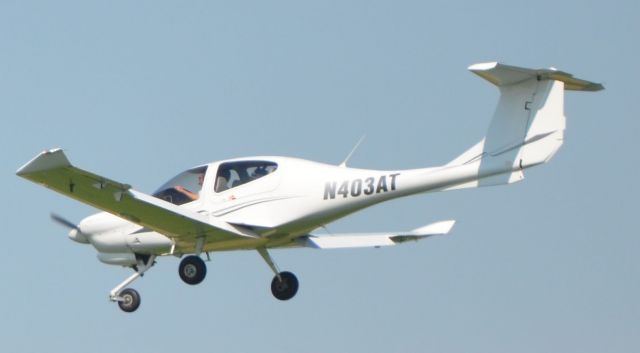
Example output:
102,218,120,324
303,220,455,249
17,149,258,252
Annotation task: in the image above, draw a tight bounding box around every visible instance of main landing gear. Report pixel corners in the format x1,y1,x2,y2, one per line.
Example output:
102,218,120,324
109,248,299,313
258,247,299,301
175,248,299,301
178,255,207,285
270,271,298,301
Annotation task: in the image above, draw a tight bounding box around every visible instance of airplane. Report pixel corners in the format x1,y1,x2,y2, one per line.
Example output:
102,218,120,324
16,62,603,313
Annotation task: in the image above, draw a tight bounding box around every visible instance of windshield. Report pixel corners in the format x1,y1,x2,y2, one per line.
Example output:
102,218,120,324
153,166,208,205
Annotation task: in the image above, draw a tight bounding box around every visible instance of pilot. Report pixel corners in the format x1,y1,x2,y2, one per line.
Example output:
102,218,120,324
175,173,205,201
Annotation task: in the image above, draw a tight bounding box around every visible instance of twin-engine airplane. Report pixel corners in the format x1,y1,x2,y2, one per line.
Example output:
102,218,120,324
17,63,602,313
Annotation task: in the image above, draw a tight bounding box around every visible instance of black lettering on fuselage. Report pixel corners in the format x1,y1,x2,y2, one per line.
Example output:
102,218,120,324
337,180,349,198
389,173,400,190
323,173,401,200
364,177,375,195
351,179,362,197
324,181,337,200
376,176,388,193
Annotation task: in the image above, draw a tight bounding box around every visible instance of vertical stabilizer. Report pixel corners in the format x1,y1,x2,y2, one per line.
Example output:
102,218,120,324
444,62,602,191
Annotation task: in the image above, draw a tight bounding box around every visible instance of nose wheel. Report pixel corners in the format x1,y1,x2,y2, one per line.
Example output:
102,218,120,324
117,288,141,312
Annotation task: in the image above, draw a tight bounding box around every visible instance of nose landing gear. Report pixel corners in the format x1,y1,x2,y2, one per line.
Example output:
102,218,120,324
109,255,156,313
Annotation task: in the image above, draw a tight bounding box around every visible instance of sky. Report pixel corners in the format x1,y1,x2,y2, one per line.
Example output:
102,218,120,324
1,1,638,352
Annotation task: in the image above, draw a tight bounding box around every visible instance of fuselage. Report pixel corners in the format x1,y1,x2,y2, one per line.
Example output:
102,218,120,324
75,153,518,264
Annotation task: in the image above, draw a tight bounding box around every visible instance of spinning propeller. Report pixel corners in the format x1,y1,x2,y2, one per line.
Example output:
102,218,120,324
50,213,89,243
51,213,79,230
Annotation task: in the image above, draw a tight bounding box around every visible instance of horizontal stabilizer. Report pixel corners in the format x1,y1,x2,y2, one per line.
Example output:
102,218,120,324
468,62,604,91
304,220,455,249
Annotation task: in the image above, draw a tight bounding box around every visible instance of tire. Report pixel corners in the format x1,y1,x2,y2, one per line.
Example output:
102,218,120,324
271,271,299,301
118,288,141,313
179,255,207,285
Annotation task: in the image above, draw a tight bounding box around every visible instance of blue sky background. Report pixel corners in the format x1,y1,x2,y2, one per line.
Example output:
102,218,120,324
2,1,638,352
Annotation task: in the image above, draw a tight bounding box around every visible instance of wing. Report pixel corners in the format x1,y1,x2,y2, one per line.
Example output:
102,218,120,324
302,220,455,249
17,149,258,252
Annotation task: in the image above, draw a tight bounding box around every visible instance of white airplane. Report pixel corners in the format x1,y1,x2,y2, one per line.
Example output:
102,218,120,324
17,63,602,313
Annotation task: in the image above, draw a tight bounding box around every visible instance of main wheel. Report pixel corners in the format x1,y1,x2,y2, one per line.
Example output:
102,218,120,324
179,255,207,285
118,288,141,313
271,271,298,301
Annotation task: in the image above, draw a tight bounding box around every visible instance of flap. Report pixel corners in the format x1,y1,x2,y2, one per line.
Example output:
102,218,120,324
304,220,455,249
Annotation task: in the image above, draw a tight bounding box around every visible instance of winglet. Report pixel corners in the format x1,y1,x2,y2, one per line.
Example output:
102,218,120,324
16,148,70,176
390,220,456,243
410,220,456,235
17,148,131,191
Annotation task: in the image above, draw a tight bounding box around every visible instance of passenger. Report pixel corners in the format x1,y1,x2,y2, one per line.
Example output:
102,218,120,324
215,168,232,192
251,166,268,180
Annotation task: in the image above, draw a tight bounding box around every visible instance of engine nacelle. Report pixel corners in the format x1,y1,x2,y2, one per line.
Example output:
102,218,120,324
90,230,173,253
125,231,173,254
94,231,173,266
97,252,137,266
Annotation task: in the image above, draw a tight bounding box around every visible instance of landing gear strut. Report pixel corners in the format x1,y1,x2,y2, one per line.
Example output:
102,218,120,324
257,247,299,301
109,255,156,313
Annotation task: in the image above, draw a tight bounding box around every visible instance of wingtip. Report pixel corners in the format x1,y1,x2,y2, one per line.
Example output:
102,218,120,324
411,220,456,235
468,62,498,71
16,148,69,176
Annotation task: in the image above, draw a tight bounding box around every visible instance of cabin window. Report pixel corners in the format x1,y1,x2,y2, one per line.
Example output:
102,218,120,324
152,166,208,205
215,161,277,192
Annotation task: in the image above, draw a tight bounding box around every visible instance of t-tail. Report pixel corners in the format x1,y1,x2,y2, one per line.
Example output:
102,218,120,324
435,62,603,191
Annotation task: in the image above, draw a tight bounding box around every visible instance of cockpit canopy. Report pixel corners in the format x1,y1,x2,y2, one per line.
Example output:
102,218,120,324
152,166,207,206
152,160,279,205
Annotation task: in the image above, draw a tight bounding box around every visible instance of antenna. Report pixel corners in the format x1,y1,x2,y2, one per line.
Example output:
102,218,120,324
339,135,366,168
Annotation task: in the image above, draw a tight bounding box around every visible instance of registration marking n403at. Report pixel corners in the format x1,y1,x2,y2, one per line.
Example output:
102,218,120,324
324,173,400,200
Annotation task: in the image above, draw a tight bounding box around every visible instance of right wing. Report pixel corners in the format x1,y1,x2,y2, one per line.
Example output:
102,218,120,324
303,220,455,249
17,149,258,251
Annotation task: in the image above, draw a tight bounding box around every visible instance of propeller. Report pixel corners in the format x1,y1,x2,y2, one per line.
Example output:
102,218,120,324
50,213,79,231
50,213,89,243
